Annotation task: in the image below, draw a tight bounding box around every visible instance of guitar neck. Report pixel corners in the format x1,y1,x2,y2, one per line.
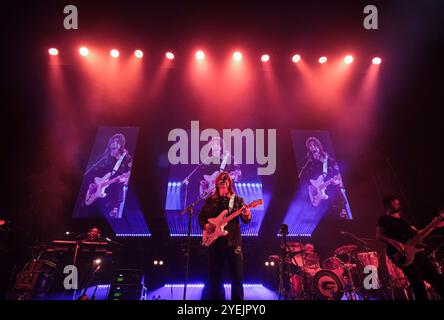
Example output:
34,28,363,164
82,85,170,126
221,204,252,225
409,220,438,246
105,174,124,186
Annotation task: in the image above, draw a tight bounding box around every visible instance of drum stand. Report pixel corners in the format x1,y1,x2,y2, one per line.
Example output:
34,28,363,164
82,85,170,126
342,254,361,300
277,224,291,300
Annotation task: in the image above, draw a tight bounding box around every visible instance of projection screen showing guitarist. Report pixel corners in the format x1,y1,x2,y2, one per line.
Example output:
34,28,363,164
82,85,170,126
73,127,138,219
296,133,352,220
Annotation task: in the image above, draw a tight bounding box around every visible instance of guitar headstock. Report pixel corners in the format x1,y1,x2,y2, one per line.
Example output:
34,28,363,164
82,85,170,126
248,199,264,209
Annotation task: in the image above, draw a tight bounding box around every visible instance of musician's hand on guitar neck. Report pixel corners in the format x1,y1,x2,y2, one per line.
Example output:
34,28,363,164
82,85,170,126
241,206,252,220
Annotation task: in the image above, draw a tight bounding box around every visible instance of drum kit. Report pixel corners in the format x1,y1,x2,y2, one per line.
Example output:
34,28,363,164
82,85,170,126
272,242,382,300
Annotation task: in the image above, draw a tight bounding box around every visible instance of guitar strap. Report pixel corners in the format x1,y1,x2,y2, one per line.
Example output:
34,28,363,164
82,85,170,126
111,152,126,176
322,155,328,177
228,194,236,213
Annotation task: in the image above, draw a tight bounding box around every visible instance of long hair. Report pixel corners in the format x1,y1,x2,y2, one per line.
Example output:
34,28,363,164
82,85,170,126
105,133,128,157
212,171,235,198
305,136,327,160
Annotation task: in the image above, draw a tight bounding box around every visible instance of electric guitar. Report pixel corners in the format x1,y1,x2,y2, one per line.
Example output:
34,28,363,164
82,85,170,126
308,174,341,206
387,210,444,267
201,199,263,247
199,169,242,197
85,172,130,206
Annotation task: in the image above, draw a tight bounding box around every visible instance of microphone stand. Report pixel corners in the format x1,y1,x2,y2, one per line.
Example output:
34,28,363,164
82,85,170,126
179,183,214,300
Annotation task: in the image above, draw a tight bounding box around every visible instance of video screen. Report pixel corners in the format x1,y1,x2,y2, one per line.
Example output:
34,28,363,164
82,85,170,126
165,134,266,236
73,127,139,219
292,130,352,221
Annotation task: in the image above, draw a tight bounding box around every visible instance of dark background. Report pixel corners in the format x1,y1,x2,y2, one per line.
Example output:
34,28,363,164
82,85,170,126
1,0,443,298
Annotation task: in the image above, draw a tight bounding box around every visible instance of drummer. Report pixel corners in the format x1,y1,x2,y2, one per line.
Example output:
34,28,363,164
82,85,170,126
291,243,320,276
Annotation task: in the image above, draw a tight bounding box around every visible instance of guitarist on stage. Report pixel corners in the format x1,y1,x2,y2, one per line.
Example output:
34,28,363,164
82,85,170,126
84,133,132,218
376,196,444,300
298,136,349,219
198,171,252,300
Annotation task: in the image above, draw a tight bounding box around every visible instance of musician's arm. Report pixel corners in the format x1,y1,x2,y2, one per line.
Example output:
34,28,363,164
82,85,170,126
238,197,252,224
376,226,404,252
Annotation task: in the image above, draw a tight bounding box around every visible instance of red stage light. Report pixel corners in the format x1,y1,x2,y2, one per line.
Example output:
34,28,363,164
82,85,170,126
344,55,353,64
261,54,270,62
79,47,89,56
292,54,301,63
372,57,382,65
195,50,205,60
233,51,242,61
134,50,144,58
319,56,327,64
110,49,120,58
0,219,5,226
48,48,59,56
166,52,175,60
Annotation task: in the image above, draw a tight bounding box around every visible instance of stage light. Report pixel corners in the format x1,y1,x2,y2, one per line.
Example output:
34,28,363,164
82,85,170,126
94,259,102,265
48,48,59,56
265,261,269,267
166,52,175,60
134,50,144,58
292,54,301,63
344,55,353,64
372,57,382,65
154,260,159,265
79,47,89,56
319,56,327,64
195,50,205,60
0,219,5,226
110,49,119,58
159,260,164,266
261,54,270,62
270,261,275,267
233,51,242,61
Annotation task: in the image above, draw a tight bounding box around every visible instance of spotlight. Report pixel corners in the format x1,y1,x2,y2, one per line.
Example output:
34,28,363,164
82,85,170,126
265,261,269,267
134,50,144,58
48,48,59,56
0,219,5,226
292,54,301,63
159,260,164,266
154,260,159,265
270,261,275,267
195,50,205,60
372,57,382,65
79,47,89,56
165,52,175,60
344,55,353,64
261,54,270,62
94,259,102,265
110,49,119,58
233,51,242,61
319,56,327,64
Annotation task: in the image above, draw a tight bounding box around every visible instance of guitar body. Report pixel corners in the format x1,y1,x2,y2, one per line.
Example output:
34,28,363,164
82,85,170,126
308,175,329,207
202,210,229,247
201,199,263,247
387,242,424,267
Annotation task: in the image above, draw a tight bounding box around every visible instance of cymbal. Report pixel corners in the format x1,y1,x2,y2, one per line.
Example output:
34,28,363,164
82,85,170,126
335,244,358,255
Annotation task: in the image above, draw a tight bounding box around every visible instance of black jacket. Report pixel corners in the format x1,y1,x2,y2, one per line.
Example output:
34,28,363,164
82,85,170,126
198,194,251,247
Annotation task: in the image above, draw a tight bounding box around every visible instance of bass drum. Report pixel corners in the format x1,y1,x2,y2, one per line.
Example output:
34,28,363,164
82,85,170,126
312,270,344,300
